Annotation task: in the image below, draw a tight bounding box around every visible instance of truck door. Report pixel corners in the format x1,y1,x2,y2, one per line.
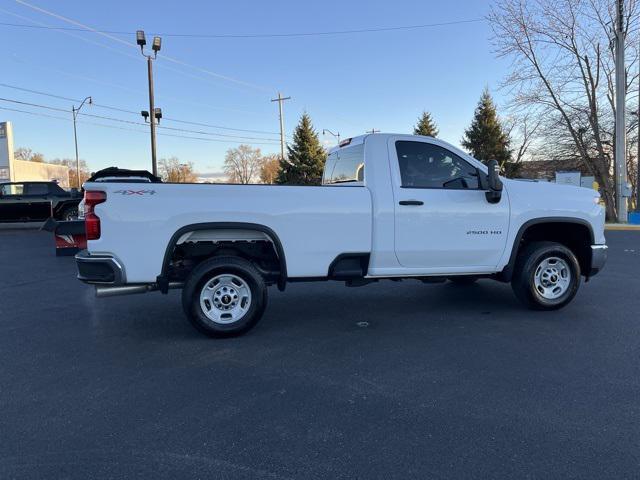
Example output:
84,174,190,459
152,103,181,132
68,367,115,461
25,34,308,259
0,183,25,222
389,138,509,272
23,183,52,221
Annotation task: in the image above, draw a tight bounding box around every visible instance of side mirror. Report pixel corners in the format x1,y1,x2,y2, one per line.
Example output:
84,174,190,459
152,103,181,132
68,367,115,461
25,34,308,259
485,159,503,204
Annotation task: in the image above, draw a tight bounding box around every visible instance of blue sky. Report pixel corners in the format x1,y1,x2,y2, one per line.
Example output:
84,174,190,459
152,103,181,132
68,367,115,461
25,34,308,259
0,0,509,174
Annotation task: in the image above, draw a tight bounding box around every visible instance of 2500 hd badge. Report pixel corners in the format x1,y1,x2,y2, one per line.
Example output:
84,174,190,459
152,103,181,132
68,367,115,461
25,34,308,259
467,230,503,235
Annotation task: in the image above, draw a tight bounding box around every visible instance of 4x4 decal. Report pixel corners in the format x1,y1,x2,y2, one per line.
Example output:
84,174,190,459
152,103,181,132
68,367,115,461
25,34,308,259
113,189,156,196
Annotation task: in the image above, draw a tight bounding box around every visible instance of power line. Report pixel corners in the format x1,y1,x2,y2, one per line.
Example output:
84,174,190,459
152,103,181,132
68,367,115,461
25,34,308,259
0,84,284,136
0,97,281,143
0,96,68,113
0,105,283,146
0,82,277,132
0,105,71,122
13,0,273,92
0,83,78,103
8,52,267,116
0,18,485,38
1,7,264,94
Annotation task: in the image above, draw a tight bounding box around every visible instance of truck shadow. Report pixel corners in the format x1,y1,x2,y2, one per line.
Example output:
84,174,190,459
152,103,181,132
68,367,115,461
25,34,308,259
95,279,581,343
261,279,576,335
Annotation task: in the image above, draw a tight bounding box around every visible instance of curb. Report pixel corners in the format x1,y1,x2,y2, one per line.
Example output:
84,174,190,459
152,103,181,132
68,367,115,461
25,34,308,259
605,224,640,231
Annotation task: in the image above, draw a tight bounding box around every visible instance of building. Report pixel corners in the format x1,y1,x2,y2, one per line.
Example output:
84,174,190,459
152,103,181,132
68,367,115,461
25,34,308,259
0,121,70,188
517,158,592,181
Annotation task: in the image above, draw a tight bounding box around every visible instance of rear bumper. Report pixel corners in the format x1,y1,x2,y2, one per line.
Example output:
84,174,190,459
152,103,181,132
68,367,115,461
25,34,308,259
75,250,125,285
588,244,608,277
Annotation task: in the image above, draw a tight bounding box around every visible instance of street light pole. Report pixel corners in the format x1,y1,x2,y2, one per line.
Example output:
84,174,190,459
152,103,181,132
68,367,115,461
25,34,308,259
146,55,157,177
137,30,162,177
322,129,341,145
71,96,92,188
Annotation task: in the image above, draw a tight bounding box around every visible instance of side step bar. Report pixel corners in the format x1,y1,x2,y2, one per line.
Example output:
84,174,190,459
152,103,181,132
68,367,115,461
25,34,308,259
95,282,183,298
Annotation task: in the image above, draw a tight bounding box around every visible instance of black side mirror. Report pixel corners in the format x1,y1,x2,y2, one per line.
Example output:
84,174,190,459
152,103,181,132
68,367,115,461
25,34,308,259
485,159,503,204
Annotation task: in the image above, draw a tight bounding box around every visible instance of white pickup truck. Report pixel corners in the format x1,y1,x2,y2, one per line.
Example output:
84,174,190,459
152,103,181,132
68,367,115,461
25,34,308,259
76,134,607,337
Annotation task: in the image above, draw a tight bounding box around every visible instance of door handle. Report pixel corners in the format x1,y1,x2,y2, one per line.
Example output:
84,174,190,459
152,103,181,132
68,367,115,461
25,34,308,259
399,200,423,206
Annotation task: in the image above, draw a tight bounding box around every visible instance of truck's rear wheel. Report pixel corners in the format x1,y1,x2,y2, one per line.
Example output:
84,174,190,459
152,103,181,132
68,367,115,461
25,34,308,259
182,256,268,337
511,241,580,310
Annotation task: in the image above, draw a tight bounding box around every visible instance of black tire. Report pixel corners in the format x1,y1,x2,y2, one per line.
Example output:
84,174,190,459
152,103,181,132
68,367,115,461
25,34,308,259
60,206,78,221
448,276,478,285
511,241,581,310
182,256,268,337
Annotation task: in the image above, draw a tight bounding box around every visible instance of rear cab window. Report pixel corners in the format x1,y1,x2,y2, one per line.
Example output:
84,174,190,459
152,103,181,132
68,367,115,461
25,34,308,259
0,183,24,196
322,144,365,185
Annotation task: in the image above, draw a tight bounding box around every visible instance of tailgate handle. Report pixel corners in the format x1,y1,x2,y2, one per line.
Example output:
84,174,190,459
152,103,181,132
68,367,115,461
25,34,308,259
399,200,423,206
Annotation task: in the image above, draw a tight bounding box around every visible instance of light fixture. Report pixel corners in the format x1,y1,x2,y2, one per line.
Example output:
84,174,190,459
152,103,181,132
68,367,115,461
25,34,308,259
136,30,146,48
152,36,162,54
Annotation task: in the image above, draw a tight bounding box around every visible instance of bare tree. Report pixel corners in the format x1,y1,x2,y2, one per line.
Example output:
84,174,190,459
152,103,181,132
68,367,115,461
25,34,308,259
158,157,198,183
14,147,45,163
503,111,542,176
259,153,280,184
488,0,639,219
224,145,263,184
50,158,91,187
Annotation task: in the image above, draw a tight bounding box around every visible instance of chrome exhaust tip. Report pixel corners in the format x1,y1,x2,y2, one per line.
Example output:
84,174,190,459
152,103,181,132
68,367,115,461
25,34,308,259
95,282,183,298
95,285,154,298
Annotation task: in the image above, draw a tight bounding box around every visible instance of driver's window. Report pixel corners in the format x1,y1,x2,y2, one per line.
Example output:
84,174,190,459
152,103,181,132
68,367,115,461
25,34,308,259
396,141,478,189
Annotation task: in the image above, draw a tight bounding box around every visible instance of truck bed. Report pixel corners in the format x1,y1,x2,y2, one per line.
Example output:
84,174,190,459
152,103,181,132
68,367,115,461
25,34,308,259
86,182,372,282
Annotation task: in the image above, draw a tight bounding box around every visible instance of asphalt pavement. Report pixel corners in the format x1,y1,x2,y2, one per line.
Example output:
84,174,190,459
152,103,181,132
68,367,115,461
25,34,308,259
0,229,639,479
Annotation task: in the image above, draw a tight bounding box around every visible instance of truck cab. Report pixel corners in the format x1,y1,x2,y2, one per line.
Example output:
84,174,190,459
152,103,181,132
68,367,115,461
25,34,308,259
324,134,603,278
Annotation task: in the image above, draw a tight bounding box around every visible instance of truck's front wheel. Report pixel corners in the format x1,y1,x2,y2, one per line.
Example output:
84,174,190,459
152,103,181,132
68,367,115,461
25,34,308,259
511,241,580,310
182,256,268,337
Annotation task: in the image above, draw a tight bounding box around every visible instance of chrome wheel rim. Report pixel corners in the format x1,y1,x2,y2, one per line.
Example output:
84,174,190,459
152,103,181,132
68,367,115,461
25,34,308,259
199,274,252,324
534,256,571,300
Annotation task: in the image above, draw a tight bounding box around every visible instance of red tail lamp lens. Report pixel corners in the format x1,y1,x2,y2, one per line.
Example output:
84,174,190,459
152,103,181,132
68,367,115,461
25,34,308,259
84,191,106,240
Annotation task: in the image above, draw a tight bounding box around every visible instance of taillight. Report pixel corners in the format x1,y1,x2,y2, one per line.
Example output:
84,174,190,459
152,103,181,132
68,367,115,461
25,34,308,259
84,191,106,240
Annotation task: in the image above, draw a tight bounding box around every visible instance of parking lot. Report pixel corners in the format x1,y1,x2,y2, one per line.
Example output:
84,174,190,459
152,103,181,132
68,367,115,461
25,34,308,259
0,228,639,479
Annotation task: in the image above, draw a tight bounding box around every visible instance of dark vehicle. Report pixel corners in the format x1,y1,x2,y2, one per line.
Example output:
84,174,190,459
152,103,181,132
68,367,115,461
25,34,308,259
0,181,82,223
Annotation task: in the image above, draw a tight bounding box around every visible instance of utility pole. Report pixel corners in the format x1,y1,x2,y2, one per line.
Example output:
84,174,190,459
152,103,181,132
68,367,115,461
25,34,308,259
136,30,162,177
271,92,291,162
637,33,640,213
367,128,380,134
615,0,628,222
71,96,92,188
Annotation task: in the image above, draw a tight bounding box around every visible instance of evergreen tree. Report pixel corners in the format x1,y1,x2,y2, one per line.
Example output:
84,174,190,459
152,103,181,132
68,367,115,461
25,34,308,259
413,111,439,137
276,113,325,185
461,89,511,166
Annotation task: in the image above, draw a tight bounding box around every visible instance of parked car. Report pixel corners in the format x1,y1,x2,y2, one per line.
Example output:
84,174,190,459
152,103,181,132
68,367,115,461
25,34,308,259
0,181,82,223
76,134,607,337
